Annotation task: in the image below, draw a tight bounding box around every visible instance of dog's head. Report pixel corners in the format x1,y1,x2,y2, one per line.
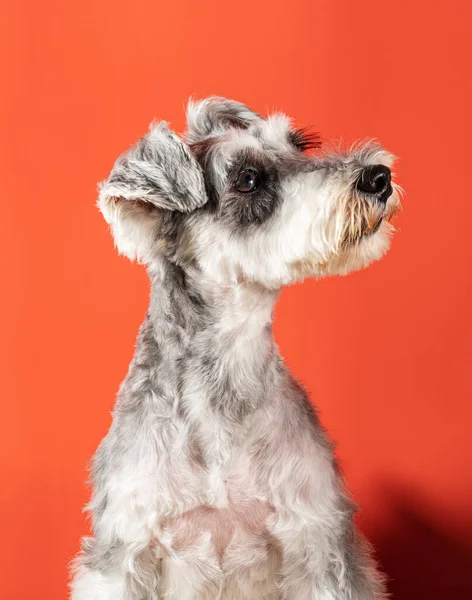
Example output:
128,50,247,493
99,97,401,288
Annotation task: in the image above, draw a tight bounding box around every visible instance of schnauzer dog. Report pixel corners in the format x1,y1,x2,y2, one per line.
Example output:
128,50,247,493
71,97,400,600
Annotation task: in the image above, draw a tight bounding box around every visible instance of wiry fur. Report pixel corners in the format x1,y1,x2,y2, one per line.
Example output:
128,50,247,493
71,97,401,600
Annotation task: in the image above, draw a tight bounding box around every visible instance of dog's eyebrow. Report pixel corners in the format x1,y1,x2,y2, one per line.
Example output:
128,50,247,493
288,128,322,152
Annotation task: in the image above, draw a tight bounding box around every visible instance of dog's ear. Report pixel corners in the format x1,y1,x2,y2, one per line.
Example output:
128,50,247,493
98,122,207,263
185,96,262,143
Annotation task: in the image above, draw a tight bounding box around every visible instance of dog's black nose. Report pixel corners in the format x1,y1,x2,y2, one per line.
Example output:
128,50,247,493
356,165,392,203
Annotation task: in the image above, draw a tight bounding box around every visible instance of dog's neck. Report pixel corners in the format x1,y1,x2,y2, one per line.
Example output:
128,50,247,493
121,256,283,427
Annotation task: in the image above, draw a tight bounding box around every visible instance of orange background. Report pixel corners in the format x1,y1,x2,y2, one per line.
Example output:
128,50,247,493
1,1,471,598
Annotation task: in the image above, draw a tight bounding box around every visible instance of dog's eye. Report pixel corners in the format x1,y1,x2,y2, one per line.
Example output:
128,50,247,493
234,169,260,193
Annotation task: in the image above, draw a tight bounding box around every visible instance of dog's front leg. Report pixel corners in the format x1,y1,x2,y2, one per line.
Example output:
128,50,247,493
70,536,160,600
272,516,386,600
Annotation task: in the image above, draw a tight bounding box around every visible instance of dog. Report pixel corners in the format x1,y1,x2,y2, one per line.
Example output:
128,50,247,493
70,97,401,600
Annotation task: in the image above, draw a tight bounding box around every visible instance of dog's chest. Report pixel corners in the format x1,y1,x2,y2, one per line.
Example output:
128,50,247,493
158,454,276,566
161,496,274,562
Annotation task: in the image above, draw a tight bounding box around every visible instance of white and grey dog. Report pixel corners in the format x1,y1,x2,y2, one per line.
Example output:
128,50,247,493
71,97,401,600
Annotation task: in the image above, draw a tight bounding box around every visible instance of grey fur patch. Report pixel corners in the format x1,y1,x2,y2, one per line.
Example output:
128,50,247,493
186,96,262,144
220,148,282,227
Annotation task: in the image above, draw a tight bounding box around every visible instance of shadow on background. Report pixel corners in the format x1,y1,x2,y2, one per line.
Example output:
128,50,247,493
369,488,472,599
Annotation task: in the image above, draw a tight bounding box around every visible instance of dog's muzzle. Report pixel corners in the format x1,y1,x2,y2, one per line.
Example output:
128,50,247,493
356,165,392,204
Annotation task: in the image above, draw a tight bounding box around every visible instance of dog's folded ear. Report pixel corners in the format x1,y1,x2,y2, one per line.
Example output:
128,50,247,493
98,122,207,263
186,96,262,144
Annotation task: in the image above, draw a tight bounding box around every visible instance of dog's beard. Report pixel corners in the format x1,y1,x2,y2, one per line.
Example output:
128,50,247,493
337,187,401,250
